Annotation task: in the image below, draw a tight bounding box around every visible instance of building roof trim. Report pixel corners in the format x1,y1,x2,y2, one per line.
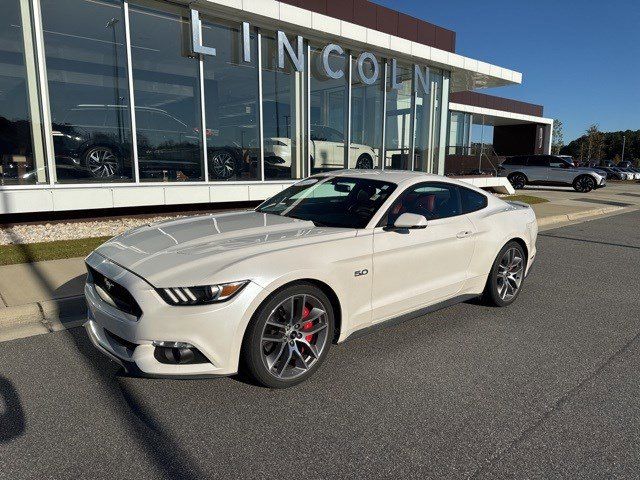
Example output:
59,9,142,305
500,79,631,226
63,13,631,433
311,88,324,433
200,0,522,90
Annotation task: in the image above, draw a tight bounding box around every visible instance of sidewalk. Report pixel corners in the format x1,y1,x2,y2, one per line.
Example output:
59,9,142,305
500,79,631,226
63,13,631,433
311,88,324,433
1,182,639,342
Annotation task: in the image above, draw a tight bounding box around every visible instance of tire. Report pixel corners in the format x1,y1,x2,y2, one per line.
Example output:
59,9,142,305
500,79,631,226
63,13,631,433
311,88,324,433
481,241,526,307
83,146,120,178
240,283,335,388
355,154,374,169
573,175,596,192
508,172,527,190
209,150,237,180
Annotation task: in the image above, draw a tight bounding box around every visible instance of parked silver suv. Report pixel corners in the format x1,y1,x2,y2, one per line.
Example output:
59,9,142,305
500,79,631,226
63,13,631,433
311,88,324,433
498,155,606,192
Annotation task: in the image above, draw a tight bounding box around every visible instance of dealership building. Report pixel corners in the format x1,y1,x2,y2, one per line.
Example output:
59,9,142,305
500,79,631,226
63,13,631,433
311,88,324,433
1,0,553,215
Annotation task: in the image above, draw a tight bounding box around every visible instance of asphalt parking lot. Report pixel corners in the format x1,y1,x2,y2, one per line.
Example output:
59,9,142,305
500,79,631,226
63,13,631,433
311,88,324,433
1,211,639,479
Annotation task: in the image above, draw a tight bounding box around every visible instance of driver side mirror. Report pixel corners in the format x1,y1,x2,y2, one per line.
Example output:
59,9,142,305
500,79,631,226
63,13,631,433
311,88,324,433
385,212,428,231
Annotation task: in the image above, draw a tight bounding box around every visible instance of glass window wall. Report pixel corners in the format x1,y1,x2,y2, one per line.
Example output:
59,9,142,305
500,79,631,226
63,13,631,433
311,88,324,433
350,54,383,169
41,0,133,183
5,4,451,190
384,62,413,170
414,68,443,173
130,1,203,182
261,32,306,180
1,0,46,185
202,18,260,181
309,44,348,173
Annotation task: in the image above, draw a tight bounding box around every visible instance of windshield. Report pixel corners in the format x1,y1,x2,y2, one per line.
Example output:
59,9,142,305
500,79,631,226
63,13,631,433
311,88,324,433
256,176,397,228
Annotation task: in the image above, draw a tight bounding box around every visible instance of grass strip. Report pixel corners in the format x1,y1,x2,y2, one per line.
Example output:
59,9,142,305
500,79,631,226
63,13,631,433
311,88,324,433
0,236,111,266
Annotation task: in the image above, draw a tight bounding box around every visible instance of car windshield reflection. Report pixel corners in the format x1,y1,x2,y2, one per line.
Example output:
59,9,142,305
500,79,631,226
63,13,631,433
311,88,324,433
256,176,396,229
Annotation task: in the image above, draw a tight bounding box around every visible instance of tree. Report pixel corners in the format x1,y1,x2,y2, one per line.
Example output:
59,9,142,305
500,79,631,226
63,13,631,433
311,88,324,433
560,129,640,165
551,119,564,154
585,124,604,161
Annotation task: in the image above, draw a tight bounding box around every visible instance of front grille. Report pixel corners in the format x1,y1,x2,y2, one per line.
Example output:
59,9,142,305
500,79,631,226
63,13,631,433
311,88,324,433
87,265,142,318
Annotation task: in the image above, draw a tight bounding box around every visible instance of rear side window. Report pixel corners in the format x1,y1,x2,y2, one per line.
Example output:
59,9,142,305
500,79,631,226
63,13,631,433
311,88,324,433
528,156,549,167
460,187,488,214
504,156,526,166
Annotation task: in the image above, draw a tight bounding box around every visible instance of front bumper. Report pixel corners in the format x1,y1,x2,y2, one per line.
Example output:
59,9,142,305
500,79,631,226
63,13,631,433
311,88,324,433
83,252,264,377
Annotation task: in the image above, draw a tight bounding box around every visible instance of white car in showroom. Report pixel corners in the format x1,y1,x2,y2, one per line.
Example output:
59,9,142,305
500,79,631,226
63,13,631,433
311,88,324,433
84,170,538,388
265,125,376,172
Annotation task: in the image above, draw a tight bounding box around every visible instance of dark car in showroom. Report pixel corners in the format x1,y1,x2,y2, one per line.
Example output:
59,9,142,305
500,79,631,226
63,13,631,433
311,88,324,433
45,105,251,182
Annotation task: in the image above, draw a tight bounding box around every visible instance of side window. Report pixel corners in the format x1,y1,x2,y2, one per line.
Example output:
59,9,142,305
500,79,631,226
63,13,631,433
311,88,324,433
528,156,549,167
386,182,462,225
505,156,526,166
549,157,565,168
460,186,488,214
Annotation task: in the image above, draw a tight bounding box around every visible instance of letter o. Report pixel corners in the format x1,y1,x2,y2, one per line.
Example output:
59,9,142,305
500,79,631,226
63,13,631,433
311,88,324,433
357,52,379,85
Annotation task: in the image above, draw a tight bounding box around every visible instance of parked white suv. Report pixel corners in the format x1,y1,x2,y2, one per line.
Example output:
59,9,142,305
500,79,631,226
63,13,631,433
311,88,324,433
498,154,606,192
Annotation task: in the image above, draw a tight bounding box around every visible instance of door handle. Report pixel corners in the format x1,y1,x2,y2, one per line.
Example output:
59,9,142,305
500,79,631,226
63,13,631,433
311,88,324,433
456,230,473,238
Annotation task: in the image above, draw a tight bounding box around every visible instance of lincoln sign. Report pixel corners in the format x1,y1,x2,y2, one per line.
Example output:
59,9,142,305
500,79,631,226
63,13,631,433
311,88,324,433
190,9,431,92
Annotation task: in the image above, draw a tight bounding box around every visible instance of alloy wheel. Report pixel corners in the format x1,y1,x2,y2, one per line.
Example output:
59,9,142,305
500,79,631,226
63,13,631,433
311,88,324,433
260,294,329,380
211,152,236,179
355,155,374,169
496,247,524,301
509,174,526,189
87,148,118,178
576,176,595,192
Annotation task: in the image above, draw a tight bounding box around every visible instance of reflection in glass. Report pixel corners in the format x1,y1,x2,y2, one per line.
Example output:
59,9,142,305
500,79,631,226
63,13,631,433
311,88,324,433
414,68,443,173
385,62,413,170
350,55,383,169
130,2,202,182
202,19,260,181
261,32,306,180
0,0,46,185
41,0,133,183
309,45,347,173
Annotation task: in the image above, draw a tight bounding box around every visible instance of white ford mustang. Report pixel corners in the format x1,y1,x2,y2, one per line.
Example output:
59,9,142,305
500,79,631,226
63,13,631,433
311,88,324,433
84,170,538,387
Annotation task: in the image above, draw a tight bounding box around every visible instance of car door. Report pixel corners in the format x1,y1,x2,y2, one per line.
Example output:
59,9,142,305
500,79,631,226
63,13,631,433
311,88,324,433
371,182,476,323
548,156,575,185
525,155,550,183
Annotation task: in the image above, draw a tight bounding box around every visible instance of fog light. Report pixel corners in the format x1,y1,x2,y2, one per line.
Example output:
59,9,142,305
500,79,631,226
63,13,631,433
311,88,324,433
152,341,194,349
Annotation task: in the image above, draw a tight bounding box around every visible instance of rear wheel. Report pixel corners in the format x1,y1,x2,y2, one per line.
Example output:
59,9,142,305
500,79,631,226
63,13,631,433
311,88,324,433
508,173,527,190
209,150,237,180
573,175,596,192
241,283,334,388
482,241,526,307
84,146,120,178
355,154,374,169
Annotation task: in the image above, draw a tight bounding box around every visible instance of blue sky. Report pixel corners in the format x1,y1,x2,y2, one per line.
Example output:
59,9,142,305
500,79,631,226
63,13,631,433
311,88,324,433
375,0,640,141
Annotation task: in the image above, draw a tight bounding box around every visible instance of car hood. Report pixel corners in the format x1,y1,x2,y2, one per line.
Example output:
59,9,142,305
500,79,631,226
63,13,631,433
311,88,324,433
94,210,355,287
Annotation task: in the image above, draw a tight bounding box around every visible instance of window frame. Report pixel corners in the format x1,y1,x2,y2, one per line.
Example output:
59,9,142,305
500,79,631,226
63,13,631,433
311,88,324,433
377,180,465,227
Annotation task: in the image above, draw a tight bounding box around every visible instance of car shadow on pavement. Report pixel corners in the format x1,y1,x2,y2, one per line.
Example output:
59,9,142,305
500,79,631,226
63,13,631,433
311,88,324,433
0,376,25,443
0,193,206,479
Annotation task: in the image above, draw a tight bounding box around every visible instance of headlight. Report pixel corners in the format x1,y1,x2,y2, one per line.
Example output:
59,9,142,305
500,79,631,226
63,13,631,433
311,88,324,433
157,281,249,305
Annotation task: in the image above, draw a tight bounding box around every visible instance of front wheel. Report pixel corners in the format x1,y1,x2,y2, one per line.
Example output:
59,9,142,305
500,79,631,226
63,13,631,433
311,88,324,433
482,241,526,307
241,283,334,388
573,175,596,192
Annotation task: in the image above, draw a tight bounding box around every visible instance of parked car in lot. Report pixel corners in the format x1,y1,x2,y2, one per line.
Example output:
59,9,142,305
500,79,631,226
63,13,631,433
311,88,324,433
592,166,625,180
618,167,640,180
498,154,606,192
84,170,538,387
607,166,634,180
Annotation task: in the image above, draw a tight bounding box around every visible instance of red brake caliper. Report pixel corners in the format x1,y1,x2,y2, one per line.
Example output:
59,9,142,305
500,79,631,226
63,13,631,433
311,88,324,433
301,306,314,343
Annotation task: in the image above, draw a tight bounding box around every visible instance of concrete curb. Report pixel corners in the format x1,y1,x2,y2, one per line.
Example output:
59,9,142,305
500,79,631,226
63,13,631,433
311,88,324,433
536,205,626,229
0,295,86,342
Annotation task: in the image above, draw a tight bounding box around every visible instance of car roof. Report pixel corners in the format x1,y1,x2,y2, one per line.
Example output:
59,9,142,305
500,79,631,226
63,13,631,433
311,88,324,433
311,169,446,185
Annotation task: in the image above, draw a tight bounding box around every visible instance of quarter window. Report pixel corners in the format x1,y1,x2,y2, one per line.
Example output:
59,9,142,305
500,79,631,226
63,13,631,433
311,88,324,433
459,186,488,213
